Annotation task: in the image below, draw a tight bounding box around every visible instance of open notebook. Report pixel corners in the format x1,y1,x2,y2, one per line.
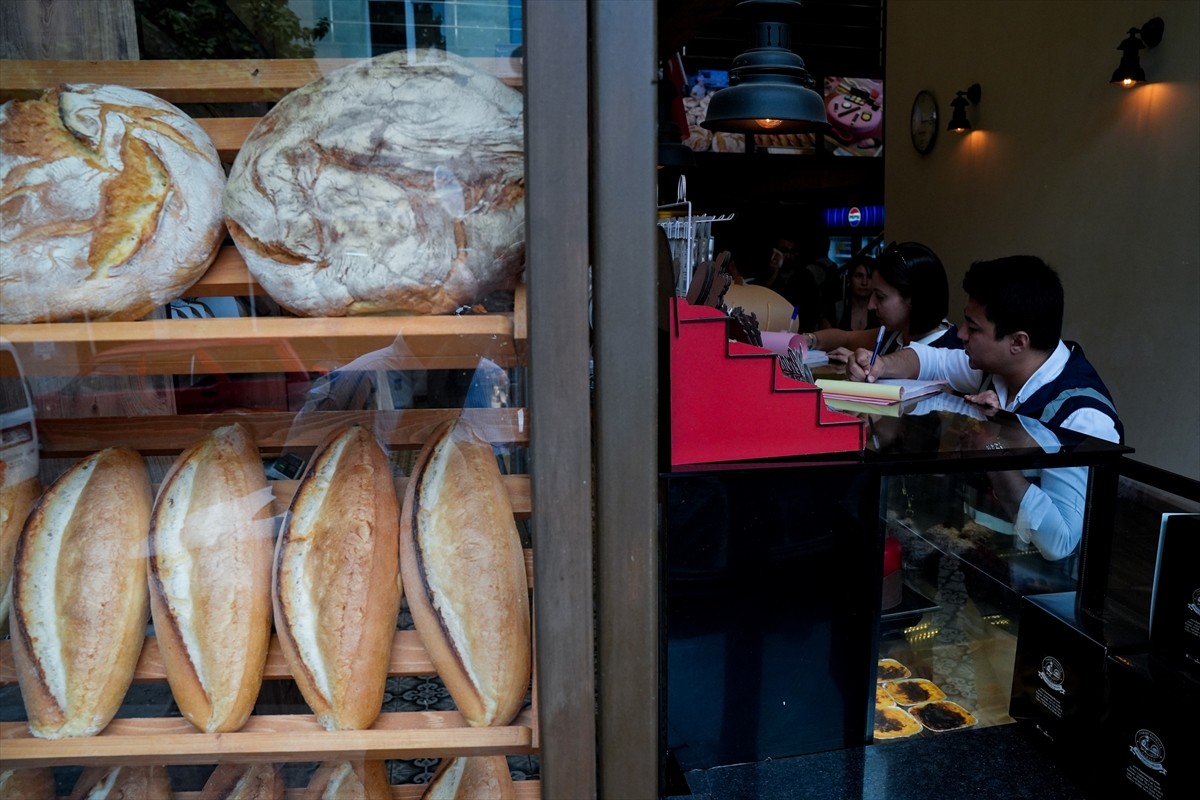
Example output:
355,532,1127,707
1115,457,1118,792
816,378,947,405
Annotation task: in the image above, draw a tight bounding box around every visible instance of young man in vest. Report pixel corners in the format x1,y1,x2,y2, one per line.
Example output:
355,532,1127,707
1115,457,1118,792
846,255,1123,562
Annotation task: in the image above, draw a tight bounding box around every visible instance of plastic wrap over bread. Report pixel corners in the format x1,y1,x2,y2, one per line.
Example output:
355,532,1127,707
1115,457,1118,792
273,425,402,730
9,447,151,739
0,83,226,323
224,49,525,317
148,423,275,733
400,419,531,728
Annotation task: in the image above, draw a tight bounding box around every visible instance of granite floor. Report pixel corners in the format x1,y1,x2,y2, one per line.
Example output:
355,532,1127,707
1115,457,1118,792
664,723,1096,800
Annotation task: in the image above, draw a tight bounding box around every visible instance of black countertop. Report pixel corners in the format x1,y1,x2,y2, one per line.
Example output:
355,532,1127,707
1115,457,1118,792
665,723,1095,800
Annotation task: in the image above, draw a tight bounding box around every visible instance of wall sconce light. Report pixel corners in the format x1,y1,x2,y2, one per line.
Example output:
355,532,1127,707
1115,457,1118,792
700,0,829,135
1110,17,1164,87
947,83,981,133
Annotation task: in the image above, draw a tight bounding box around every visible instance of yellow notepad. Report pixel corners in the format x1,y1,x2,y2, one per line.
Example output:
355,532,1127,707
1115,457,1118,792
816,378,947,404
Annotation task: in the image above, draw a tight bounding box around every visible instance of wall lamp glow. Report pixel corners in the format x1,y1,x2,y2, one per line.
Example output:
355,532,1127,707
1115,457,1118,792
947,83,981,133
1111,17,1164,88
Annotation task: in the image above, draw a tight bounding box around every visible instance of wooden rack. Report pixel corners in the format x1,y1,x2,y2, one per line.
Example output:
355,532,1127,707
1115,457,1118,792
0,58,539,795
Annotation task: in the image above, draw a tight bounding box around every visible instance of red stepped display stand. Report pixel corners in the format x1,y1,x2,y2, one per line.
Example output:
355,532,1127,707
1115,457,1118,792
669,298,864,467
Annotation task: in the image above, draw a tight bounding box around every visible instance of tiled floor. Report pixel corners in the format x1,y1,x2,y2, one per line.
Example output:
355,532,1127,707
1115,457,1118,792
665,723,1095,800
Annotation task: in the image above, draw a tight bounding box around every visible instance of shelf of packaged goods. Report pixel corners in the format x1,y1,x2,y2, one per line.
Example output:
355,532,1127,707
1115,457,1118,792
0,58,522,104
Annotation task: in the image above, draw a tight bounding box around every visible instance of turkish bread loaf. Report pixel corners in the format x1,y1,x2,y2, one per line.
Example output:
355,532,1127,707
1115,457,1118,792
0,460,40,637
0,84,226,323
272,425,402,730
9,446,151,739
223,49,525,317
148,423,274,733
400,419,531,728
68,765,173,800
199,763,285,800
421,756,516,800
302,761,390,800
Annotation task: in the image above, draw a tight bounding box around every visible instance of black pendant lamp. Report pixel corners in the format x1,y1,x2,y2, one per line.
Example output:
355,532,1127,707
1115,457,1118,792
700,0,829,135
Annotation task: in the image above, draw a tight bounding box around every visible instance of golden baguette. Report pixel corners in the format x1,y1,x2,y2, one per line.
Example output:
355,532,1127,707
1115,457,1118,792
400,419,531,728
0,462,41,638
302,761,390,800
199,763,285,800
273,425,402,731
10,447,151,739
148,423,274,733
421,756,516,800
68,765,172,800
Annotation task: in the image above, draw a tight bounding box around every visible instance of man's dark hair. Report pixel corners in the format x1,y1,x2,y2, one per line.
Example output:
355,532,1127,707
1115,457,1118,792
874,241,949,337
963,255,1063,350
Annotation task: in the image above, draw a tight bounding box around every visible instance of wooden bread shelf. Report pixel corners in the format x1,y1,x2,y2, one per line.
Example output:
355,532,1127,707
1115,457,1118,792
0,57,522,103
0,56,541,794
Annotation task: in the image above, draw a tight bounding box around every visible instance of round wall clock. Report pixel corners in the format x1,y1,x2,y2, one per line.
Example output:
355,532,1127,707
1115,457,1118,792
910,90,939,154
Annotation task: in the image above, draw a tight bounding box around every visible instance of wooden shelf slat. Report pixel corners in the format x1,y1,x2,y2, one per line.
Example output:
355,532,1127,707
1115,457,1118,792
34,408,529,455
0,710,535,769
0,58,522,103
178,782,541,800
2,314,519,377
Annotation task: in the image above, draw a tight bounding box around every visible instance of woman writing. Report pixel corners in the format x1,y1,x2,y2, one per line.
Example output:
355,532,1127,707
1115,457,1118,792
800,241,959,362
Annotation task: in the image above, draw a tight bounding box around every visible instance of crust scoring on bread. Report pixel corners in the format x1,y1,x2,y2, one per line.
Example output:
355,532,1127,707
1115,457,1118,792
148,423,274,733
303,761,390,800
400,420,531,728
273,425,402,731
0,84,226,323
199,763,285,800
223,49,525,317
68,765,173,800
10,447,151,739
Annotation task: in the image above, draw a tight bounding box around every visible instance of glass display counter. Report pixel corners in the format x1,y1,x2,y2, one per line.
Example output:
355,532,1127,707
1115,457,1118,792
661,389,1133,784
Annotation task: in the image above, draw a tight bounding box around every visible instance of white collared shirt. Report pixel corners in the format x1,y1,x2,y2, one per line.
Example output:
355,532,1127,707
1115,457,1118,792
908,340,1120,561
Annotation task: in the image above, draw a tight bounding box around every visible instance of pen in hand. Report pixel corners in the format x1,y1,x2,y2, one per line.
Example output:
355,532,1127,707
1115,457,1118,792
867,326,886,381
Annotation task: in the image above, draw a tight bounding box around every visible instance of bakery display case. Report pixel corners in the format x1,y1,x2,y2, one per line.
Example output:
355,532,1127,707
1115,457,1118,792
0,2,604,791
660,388,1133,788
868,396,1133,741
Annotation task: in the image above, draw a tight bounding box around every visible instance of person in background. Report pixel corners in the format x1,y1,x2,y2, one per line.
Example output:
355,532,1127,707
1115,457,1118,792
833,256,878,332
800,241,958,362
846,255,1123,562
757,231,833,333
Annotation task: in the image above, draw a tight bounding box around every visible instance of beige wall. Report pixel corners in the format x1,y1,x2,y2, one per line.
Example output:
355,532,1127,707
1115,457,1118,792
885,0,1200,479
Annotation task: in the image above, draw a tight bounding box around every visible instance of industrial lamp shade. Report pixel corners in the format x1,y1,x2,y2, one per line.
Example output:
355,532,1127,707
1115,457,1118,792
700,0,829,135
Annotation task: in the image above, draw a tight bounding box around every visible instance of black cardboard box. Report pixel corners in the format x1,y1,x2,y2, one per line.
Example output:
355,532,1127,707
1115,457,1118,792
1149,513,1200,674
1098,652,1198,799
1009,591,1147,759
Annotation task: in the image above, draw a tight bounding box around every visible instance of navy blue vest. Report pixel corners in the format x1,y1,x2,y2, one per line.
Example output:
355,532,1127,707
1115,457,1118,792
1017,343,1124,443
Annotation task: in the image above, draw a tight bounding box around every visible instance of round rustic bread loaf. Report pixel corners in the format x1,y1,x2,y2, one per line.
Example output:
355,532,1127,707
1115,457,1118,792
0,84,226,323
223,49,525,317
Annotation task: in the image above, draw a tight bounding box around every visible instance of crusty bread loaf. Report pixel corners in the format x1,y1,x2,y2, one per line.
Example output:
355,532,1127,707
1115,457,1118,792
0,83,226,324
400,420,530,728
0,767,56,799
68,765,172,800
223,49,525,317
198,763,284,800
273,425,401,731
421,756,516,800
10,447,151,739
148,423,274,733
302,761,390,800
0,461,41,637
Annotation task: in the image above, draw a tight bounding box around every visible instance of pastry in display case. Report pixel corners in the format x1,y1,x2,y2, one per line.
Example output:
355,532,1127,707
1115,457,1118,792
0,42,541,796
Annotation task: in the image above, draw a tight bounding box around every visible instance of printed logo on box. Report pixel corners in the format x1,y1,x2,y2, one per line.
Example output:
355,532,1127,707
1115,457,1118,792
1188,587,1200,617
1130,729,1167,776
1037,656,1066,694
